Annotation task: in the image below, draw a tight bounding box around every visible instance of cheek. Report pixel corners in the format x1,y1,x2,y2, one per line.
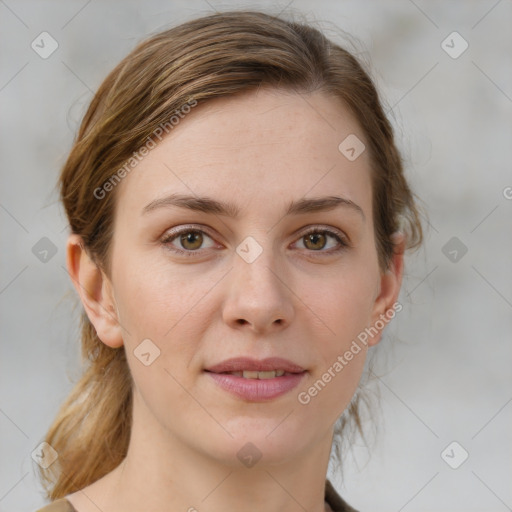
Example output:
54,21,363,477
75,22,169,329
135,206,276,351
297,262,377,400
296,287,371,421
113,251,198,335
303,263,378,341
112,253,222,379
112,260,206,416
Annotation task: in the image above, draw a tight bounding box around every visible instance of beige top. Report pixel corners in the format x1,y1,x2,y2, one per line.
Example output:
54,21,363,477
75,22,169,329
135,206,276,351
35,479,359,512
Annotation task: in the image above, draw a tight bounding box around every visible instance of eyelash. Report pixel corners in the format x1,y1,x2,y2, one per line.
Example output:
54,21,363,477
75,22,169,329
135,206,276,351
160,225,349,258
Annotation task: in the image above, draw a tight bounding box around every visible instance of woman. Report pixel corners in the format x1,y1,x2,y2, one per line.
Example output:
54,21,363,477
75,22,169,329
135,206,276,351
36,10,423,512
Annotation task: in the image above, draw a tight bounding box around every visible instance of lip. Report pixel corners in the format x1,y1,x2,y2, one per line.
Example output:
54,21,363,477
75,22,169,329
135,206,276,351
205,357,305,374
204,357,307,402
205,371,307,401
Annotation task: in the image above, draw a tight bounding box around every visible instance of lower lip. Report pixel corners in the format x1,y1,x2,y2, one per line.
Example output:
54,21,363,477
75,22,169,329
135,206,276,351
205,371,307,401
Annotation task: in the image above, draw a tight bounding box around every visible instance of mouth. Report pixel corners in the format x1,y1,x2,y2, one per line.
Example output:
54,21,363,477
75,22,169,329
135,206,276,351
204,357,307,401
206,368,305,379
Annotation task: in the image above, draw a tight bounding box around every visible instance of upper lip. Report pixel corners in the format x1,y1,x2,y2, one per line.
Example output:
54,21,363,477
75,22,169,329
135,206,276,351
205,357,306,373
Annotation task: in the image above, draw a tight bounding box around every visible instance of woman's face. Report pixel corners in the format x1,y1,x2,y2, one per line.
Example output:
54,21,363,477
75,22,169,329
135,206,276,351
92,87,402,466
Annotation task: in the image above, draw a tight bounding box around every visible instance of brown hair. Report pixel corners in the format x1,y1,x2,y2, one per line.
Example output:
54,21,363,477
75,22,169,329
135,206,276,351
39,9,424,499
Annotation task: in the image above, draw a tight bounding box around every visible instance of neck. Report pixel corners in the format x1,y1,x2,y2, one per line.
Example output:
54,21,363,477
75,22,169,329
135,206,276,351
79,389,335,512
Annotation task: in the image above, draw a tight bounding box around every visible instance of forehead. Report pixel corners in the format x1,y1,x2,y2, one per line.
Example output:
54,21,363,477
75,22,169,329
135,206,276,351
114,87,372,222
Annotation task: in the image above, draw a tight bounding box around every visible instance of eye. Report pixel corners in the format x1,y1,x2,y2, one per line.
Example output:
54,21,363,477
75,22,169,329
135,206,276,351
161,226,217,256
293,227,349,255
161,225,349,258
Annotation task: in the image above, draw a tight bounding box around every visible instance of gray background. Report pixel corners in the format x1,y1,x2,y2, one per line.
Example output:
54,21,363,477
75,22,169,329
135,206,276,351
1,1,511,511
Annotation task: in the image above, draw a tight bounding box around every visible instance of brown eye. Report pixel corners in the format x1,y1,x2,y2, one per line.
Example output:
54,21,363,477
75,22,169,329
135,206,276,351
303,232,327,251
180,231,203,250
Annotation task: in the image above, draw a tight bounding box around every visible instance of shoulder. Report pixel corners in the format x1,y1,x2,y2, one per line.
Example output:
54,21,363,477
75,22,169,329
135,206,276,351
325,479,359,512
35,498,77,512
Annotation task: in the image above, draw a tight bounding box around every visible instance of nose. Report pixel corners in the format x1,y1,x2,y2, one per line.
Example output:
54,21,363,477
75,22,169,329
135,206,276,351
221,243,295,335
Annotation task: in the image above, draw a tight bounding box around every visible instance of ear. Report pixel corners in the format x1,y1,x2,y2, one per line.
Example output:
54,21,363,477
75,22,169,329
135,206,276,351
366,232,405,347
66,234,124,348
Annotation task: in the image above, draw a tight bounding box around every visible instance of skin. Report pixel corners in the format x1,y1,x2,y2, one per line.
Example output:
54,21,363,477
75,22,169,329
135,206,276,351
65,87,404,512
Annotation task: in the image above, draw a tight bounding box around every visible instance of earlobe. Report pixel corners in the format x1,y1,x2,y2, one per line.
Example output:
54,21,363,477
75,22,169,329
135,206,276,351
66,234,124,348
366,232,406,347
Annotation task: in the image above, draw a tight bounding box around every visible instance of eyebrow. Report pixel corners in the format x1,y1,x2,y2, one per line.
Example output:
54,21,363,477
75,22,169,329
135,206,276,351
142,193,365,221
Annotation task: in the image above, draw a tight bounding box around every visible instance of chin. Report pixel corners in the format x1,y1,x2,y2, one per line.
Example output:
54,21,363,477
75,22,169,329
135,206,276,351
198,418,312,468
